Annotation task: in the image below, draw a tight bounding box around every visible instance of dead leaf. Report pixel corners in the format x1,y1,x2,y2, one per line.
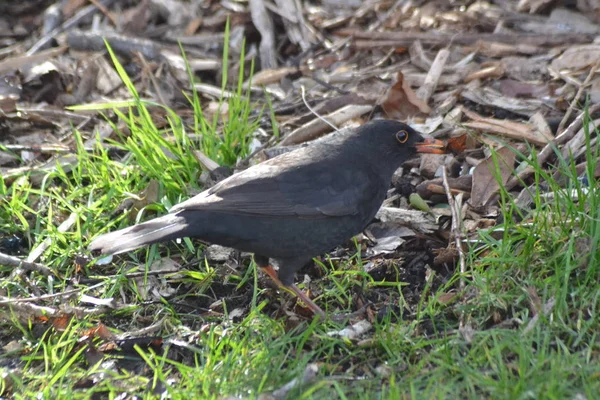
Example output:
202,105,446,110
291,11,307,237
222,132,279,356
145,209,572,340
80,323,115,341
551,45,600,71
446,134,468,154
437,291,458,305
364,222,414,256
51,314,73,332
463,108,551,145
433,246,459,265
126,179,160,221
462,84,543,117
470,146,516,208
381,71,431,119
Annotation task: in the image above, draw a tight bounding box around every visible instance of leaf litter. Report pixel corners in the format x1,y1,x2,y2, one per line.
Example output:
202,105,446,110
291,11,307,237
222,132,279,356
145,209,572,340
0,0,599,396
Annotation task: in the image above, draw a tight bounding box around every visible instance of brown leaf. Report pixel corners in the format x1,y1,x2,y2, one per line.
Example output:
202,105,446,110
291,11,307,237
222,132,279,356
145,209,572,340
381,72,431,119
470,146,516,208
437,291,458,305
433,246,459,265
80,323,115,341
127,179,161,222
51,314,73,332
446,134,468,154
551,45,600,71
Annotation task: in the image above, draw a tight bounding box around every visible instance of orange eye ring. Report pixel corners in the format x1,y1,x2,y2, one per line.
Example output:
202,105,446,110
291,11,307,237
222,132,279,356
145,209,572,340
396,130,409,143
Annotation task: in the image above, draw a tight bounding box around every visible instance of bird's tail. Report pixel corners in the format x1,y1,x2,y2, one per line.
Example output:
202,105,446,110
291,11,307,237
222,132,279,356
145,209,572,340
88,213,189,255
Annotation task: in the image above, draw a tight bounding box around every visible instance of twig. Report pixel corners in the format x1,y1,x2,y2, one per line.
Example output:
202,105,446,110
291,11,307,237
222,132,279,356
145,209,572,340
28,0,117,55
310,75,350,95
138,52,168,106
280,90,372,145
27,212,78,264
1,267,182,306
441,168,466,326
0,282,106,305
66,30,163,61
562,118,600,160
556,62,599,135
522,298,555,335
249,0,278,69
119,317,167,337
235,136,278,169
87,0,118,26
504,103,600,192
343,30,593,47
2,144,85,154
79,268,182,284
416,48,450,105
270,364,319,399
368,0,406,31
300,85,339,133
0,46,67,74
0,296,58,317
0,251,54,276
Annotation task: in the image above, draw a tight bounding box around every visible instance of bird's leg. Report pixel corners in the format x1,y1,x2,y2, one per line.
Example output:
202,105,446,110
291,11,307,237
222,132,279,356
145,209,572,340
254,256,325,319
286,282,326,319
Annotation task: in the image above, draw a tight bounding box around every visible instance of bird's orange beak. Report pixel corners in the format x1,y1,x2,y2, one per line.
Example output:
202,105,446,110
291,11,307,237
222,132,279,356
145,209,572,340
415,138,446,154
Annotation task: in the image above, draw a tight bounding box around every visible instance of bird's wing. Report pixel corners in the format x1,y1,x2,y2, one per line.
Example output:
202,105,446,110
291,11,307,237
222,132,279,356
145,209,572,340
172,156,382,219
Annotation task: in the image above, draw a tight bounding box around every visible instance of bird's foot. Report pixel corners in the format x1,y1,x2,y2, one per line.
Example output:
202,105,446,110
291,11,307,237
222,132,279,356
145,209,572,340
329,302,371,323
259,265,326,319
287,283,326,319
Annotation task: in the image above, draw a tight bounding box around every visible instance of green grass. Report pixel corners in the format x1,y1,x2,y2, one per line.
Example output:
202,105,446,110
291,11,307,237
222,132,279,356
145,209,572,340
0,41,599,398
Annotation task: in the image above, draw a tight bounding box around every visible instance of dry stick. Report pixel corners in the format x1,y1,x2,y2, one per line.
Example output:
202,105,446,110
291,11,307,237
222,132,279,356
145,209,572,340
416,48,450,105
125,317,167,337
138,52,168,106
562,118,600,161
280,103,373,146
0,282,106,305
556,62,600,135
345,30,593,47
87,0,118,26
300,85,339,132
441,168,466,327
0,268,181,306
8,213,78,281
27,0,117,55
82,267,182,282
28,213,78,264
249,0,278,69
0,296,58,317
270,364,319,399
0,46,67,74
0,251,54,276
17,124,113,266
0,296,101,318
1,143,122,154
504,103,600,192
368,0,406,31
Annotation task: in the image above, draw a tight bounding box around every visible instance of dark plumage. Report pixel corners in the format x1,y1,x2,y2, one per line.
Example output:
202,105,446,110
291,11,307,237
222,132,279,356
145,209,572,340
89,120,445,317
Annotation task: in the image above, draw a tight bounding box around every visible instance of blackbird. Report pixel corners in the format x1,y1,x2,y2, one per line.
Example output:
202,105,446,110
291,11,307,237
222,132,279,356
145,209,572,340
89,120,445,317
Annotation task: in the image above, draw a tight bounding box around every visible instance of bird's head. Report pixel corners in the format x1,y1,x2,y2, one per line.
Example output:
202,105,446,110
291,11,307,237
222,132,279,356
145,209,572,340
353,120,446,165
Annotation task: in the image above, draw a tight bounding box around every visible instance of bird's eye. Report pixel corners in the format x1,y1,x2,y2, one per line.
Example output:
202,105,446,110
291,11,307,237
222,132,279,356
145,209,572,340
396,130,409,143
